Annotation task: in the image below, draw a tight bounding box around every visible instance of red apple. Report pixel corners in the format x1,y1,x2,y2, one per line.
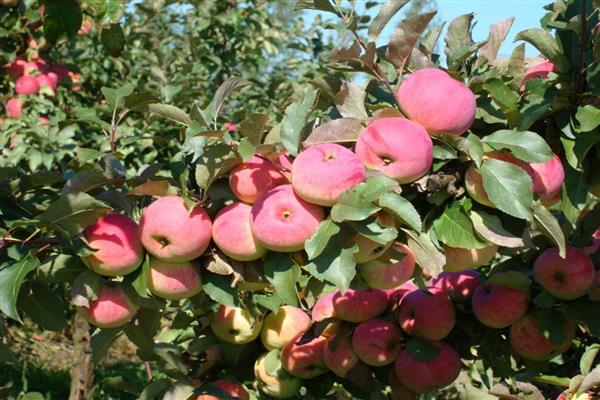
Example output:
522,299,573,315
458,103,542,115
398,288,455,341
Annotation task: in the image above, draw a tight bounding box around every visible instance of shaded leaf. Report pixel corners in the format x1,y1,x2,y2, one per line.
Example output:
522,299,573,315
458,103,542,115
281,87,318,156
470,211,524,248
532,202,566,257
402,229,445,278
514,28,570,71
303,118,362,147
388,12,437,69
0,253,39,322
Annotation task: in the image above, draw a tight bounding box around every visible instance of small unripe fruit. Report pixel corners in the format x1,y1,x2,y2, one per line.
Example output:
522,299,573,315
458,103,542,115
211,305,262,344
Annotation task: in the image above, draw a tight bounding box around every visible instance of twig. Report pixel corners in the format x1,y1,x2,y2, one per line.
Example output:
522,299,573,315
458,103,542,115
144,361,153,381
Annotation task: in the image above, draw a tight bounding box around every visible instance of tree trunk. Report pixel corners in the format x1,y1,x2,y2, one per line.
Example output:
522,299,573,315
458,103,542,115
69,313,94,400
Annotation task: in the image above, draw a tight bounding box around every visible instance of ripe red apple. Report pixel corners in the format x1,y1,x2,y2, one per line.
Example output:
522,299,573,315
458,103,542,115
396,68,476,136
254,351,302,398
196,379,249,400
533,246,595,300
281,334,328,379
212,202,266,261
5,98,23,119
82,212,144,277
250,184,324,252
229,155,288,203
357,243,415,290
139,196,212,262
510,314,575,361
211,305,262,344
35,74,57,95
78,282,138,328
394,341,462,393
332,288,388,323
352,318,403,366
147,257,202,300
386,281,418,308
261,306,312,350
472,283,529,328
15,75,39,95
430,270,480,301
322,333,359,377
398,288,455,341
311,290,339,337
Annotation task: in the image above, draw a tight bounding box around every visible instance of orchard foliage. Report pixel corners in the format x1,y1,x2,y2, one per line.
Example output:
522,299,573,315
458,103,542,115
1,0,600,400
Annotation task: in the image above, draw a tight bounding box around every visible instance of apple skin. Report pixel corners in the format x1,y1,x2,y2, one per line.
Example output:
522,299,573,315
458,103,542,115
196,379,249,400
82,212,144,277
444,244,498,272
147,257,202,300
229,155,288,204
430,270,480,301
322,333,359,377
354,234,392,263
352,319,403,366
281,334,328,379
355,117,433,183
521,60,557,90
386,281,418,309
254,351,302,399
389,370,417,400
510,314,575,361
311,290,340,337
211,305,263,344
6,58,28,79
79,283,139,329
35,74,57,95
139,196,212,263
394,341,462,393
398,288,455,341
472,284,529,328
249,184,324,252
261,306,312,350
6,98,23,119
358,243,415,290
291,143,366,206
533,246,595,300
45,64,69,84
332,288,388,323
211,202,267,262
396,68,476,136
15,75,40,95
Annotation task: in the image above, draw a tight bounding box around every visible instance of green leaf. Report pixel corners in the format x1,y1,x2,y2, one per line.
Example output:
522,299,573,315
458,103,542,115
0,253,39,322
129,181,179,197
263,253,300,307
368,0,409,41
38,254,87,283
303,118,362,147
239,113,268,145
124,308,160,352
201,271,238,306
330,192,380,223
432,202,489,249
145,104,192,127
377,192,421,231
101,23,125,57
281,87,318,156
482,79,520,127
153,343,188,374
538,309,568,345
82,0,124,25
514,28,570,72
91,328,122,363
19,281,66,331
39,193,111,235
206,77,252,125
237,137,255,162
387,12,437,69
575,105,600,132
334,82,368,120
580,344,600,375
406,337,441,361
349,219,398,245
194,143,239,194
305,220,341,260
470,211,524,248
444,13,482,69
532,202,566,257
487,271,530,293
402,229,445,278
124,92,160,110
42,0,82,44
482,129,554,163
480,159,533,220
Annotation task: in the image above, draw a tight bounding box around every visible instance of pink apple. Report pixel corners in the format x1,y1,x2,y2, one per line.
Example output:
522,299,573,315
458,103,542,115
521,60,557,90
82,212,144,276
250,184,324,252
78,19,93,36
36,74,57,95
291,143,365,206
5,98,23,119
533,246,595,300
322,333,359,377
332,288,388,323
355,117,433,183
312,290,340,337
510,314,575,361
281,334,328,379
396,68,476,136
352,318,402,366
15,75,39,95
260,305,312,350
79,282,138,328
229,155,288,203
430,270,480,301
357,243,415,290
472,284,529,328
212,202,266,261
394,341,462,393
386,281,418,308
147,257,202,300
444,244,498,272
139,196,212,262
196,379,249,400
398,288,455,340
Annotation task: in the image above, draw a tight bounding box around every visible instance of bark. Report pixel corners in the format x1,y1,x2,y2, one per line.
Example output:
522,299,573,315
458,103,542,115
68,313,94,400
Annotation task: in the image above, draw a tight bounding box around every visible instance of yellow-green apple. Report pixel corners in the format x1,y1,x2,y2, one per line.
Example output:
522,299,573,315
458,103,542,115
444,244,498,272
322,333,359,377
357,243,415,290
254,351,302,398
291,143,365,206
396,68,476,136
430,270,480,301
249,184,324,252
196,379,249,400
147,257,202,300
281,334,328,379
82,212,144,277
355,118,433,183
394,342,462,393
211,305,262,344
229,155,288,203
398,288,455,340
332,288,388,323
354,234,392,263
6,98,22,119
521,60,557,90
261,306,312,350
352,319,402,366
78,282,138,328
139,196,212,262
212,202,266,261
533,246,595,300
15,75,39,95
472,283,529,328
510,314,575,361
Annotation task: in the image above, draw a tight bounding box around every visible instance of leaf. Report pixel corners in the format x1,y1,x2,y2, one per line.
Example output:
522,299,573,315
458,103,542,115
18,281,66,331
303,118,363,147
470,211,524,248
91,328,122,363
334,82,368,120
145,104,192,127
101,23,125,57
444,13,477,68
432,202,489,249
330,190,381,223
0,253,39,322
129,181,179,197
482,79,520,126
263,253,300,306
368,0,409,41
479,17,515,62
377,192,421,231
575,105,600,132
281,87,318,156
124,92,160,110
487,271,530,293
153,343,188,374
532,202,566,257
480,159,533,220
237,137,255,162
482,130,554,163
406,337,441,361
42,0,82,44
538,309,568,345
402,229,445,278
38,254,87,283
239,113,268,145
201,271,238,306
194,143,239,193
514,28,570,72
387,12,437,69
294,0,337,14
580,344,600,375
305,220,341,260
207,77,252,124
39,192,111,234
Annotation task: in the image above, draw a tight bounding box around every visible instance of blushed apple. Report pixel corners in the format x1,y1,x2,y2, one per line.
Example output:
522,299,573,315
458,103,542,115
444,244,498,272
78,282,138,328
472,283,529,328
147,257,202,300
322,333,359,377
510,314,575,361
212,202,266,261
332,288,388,323
357,243,415,290
197,379,249,400
430,270,480,301
254,351,302,398
398,288,455,341
281,333,328,379
261,306,312,350
352,318,403,366
229,155,288,203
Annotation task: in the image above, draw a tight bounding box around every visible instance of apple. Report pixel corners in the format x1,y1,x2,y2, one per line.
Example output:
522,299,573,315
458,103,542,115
521,60,557,90
281,333,328,379
35,74,57,95
357,243,415,290
211,305,263,344
352,318,403,366
332,288,388,323
82,212,144,277
229,155,288,203
398,288,455,341
354,234,393,263
15,75,39,95
78,282,138,328
254,351,302,398
510,314,575,361
472,283,529,328
386,281,418,309
430,270,480,301
311,290,340,337
147,257,202,300
261,306,312,350
533,246,595,300
212,202,266,261
444,244,499,272
322,333,359,377
196,379,249,400
139,196,212,263
6,98,23,119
